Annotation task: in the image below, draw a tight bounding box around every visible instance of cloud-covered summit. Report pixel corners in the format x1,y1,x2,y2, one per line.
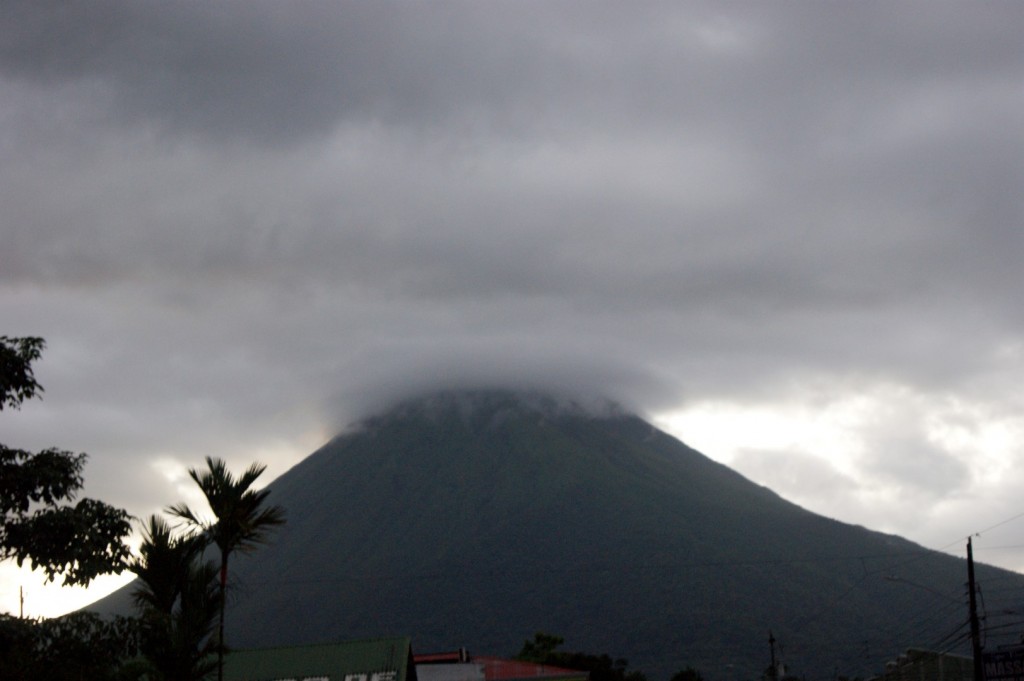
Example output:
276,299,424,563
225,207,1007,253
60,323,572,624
2,1,1024,616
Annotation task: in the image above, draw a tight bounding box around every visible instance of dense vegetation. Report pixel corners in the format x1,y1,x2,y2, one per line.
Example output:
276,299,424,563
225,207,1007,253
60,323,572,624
0,611,143,681
1,333,284,680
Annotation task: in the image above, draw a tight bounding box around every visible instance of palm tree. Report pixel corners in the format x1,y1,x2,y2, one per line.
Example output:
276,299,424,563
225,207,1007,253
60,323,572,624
130,515,220,681
131,515,205,615
168,457,286,681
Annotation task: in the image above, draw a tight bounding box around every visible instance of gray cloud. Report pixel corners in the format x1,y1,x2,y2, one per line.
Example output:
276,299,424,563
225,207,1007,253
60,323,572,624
3,1,1024,611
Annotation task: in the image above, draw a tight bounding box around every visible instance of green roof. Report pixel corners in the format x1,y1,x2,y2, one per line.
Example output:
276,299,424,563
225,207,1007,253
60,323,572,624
223,637,415,681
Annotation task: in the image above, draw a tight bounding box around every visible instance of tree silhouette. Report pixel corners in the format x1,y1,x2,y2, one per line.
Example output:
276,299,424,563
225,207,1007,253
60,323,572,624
516,632,648,681
168,457,285,681
0,335,44,411
0,611,142,681
130,515,219,681
1,336,131,586
669,667,704,681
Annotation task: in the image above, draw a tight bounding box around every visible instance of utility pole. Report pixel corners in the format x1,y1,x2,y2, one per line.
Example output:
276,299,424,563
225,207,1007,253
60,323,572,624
769,631,778,681
968,537,984,681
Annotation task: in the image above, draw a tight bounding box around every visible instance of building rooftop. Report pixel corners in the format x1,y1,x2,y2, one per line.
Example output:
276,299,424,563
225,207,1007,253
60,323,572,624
224,636,416,681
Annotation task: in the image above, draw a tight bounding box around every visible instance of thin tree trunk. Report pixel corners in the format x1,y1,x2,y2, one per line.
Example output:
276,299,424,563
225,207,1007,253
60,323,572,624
218,550,228,681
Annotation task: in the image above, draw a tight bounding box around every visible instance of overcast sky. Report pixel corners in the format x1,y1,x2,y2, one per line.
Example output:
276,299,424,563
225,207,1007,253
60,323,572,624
3,1,1024,617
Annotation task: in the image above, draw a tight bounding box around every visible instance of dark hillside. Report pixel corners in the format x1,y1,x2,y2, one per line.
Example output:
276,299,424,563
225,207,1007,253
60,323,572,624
92,390,1024,681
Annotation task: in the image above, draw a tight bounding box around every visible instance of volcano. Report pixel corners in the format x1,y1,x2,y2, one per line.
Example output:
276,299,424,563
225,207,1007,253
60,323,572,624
96,390,1024,680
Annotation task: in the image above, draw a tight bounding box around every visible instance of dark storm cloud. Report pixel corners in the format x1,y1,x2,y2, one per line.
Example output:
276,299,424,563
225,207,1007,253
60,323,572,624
5,2,1018,145
3,1,652,142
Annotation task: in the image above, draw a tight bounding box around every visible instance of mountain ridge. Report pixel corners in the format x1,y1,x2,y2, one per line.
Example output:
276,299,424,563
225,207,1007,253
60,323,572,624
92,389,1024,681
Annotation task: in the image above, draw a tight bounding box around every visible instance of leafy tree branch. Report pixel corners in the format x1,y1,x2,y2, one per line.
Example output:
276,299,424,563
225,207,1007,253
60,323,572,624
0,336,131,586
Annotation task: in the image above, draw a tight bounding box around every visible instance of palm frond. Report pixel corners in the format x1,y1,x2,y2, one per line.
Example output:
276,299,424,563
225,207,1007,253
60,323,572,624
166,502,213,533
130,514,208,615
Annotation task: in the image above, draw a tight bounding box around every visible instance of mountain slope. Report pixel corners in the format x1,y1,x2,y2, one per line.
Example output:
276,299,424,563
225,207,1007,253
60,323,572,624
98,390,1024,681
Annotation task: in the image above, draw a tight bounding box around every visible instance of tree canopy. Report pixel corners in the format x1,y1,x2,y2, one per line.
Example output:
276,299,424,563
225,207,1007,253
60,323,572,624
0,336,131,586
0,611,143,681
516,632,649,681
0,335,44,411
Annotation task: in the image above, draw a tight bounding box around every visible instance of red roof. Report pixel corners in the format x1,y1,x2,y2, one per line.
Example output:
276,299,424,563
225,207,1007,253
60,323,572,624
472,656,587,681
415,651,470,664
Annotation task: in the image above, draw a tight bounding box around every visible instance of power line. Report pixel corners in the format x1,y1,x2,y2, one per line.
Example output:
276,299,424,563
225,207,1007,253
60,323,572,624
974,512,1024,538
